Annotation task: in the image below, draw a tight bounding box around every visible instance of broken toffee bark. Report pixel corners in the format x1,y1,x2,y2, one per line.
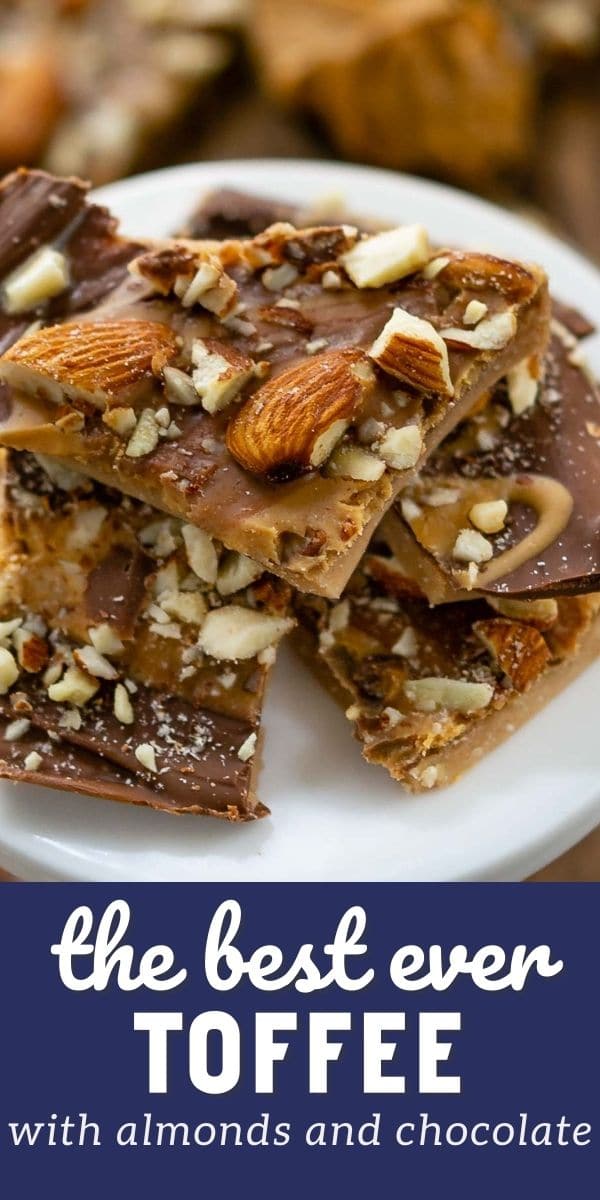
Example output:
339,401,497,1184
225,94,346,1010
295,549,600,793
381,312,600,603
0,168,141,354
0,451,292,819
0,209,550,598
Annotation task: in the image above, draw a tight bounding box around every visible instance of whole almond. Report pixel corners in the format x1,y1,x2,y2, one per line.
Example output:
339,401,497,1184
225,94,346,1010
0,319,180,411
226,349,374,479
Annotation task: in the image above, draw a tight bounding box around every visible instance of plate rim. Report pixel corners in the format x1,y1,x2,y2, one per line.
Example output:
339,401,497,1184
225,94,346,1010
1,157,599,882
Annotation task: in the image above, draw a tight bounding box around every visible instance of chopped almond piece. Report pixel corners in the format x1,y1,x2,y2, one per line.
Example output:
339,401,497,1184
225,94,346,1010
369,308,454,397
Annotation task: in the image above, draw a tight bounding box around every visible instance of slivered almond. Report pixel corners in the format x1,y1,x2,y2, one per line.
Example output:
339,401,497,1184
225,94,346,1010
340,226,430,288
0,320,179,411
507,357,539,415
238,732,257,762
114,683,134,725
135,743,158,773
262,263,298,291
226,349,373,479
474,618,550,692
369,308,454,396
182,525,218,584
404,676,494,713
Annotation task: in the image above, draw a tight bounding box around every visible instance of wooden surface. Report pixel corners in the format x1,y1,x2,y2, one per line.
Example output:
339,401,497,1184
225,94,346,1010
1,78,599,883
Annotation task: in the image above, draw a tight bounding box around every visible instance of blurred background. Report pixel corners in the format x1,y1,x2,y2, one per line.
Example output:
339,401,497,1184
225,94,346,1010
0,1,599,250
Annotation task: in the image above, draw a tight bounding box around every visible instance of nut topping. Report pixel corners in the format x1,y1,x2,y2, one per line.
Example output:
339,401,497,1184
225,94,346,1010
103,406,137,437
73,645,119,680
216,553,263,597
377,424,423,471
131,246,238,318
3,245,69,314
474,619,551,691
340,225,430,288
114,683,135,726
404,676,494,713
369,308,454,396
125,408,160,458
182,525,218,584
441,310,517,351
326,444,386,482
47,665,99,706
487,596,558,630
197,605,293,661
0,319,179,412
452,528,494,565
226,349,373,479
469,499,508,534
506,357,539,415
0,647,19,694
238,732,257,762
463,299,488,325
191,339,254,414
13,628,49,673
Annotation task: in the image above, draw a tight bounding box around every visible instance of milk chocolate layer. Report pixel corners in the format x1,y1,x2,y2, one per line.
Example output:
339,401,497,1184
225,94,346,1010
0,168,141,353
0,678,257,817
0,197,550,598
384,314,600,601
0,450,292,819
182,188,301,240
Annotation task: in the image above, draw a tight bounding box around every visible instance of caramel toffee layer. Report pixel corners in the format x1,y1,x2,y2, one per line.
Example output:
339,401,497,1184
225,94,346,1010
383,311,600,603
0,193,550,599
0,168,141,354
295,551,600,793
0,451,293,818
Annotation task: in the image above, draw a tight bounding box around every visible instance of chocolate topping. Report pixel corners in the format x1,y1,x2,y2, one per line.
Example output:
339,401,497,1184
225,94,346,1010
392,311,600,599
85,545,152,638
182,188,301,240
0,678,262,818
0,168,141,353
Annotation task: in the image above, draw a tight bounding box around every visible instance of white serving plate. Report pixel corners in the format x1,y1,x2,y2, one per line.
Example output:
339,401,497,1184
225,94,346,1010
0,159,599,882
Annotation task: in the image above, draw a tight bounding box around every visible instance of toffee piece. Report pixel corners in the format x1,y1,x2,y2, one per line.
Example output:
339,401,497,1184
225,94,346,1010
0,450,293,819
0,183,550,598
295,548,600,792
381,315,600,603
